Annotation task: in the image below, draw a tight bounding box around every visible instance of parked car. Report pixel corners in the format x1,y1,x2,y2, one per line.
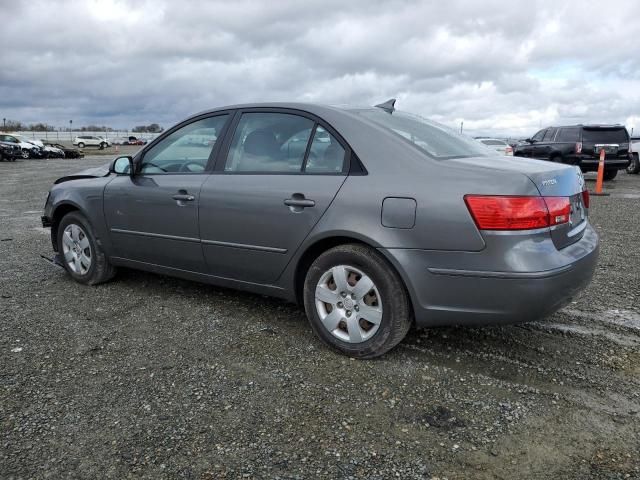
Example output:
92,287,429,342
0,134,42,159
73,135,111,149
0,140,21,161
514,124,631,180
42,101,598,358
628,136,639,174
44,142,84,159
127,136,147,145
476,137,513,156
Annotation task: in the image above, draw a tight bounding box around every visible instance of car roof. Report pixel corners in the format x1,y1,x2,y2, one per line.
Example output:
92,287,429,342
546,124,626,129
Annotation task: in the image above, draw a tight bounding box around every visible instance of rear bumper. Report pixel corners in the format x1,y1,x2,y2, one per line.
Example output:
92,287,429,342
573,155,630,171
381,223,599,327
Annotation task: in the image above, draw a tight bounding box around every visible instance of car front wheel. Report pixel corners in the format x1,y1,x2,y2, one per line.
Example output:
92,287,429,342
603,169,618,181
21,149,30,159
57,212,116,285
627,153,640,174
77,142,85,148
303,244,412,358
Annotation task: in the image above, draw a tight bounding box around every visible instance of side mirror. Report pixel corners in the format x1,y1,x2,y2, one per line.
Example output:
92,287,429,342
526,138,535,143
111,156,134,176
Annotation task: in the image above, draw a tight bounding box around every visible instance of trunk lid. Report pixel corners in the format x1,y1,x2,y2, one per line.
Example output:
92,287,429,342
450,156,587,249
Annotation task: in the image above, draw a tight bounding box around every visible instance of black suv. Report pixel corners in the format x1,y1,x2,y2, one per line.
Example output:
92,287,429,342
514,124,631,180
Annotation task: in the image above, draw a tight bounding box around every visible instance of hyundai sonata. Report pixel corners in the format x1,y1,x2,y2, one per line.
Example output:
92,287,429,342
42,100,599,358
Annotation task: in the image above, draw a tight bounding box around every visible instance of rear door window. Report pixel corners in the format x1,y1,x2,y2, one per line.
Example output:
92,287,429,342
224,112,314,173
556,128,580,142
305,126,346,173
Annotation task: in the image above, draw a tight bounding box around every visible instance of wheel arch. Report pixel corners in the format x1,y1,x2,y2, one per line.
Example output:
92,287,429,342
50,201,85,252
291,234,414,316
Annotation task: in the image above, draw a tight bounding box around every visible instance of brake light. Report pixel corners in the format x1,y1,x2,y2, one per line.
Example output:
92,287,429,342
543,197,571,226
582,189,590,209
505,146,513,154
464,195,571,230
575,142,582,154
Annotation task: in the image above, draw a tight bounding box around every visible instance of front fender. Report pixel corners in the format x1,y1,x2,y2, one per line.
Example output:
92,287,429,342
46,177,113,254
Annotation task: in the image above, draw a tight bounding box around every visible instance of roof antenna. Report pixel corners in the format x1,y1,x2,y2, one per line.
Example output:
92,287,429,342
375,98,396,114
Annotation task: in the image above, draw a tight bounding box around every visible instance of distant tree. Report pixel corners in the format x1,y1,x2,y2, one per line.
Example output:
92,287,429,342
79,125,114,132
132,123,164,133
28,123,55,132
3,120,24,131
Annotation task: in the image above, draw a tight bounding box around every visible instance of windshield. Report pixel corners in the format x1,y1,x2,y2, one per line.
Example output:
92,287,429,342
349,108,492,159
582,128,629,144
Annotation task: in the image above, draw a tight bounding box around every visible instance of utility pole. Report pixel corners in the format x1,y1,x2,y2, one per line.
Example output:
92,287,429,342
2,118,5,132
460,121,464,134
69,120,72,141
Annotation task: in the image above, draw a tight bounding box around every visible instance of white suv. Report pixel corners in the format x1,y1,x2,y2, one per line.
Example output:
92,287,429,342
73,135,111,149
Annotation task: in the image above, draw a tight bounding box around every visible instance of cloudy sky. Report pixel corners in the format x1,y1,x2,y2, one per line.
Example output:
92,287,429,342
2,0,640,136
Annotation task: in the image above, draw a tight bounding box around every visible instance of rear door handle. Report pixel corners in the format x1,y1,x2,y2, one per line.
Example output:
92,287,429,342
284,198,315,208
172,194,195,201
171,190,196,205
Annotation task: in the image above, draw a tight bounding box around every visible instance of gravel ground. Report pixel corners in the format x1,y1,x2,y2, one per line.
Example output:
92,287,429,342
1,157,639,479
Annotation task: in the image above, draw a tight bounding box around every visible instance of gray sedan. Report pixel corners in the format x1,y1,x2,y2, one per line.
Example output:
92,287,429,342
42,101,599,358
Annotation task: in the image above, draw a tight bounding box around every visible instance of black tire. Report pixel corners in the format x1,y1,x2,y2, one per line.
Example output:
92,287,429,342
303,244,412,359
77,142,85,148
603,169,618,181
99,142,105,150
57,212,116,285
549,154,562,163
21,149,30,159
627,153,640,174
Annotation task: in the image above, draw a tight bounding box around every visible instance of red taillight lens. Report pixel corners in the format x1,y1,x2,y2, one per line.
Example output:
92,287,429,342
506,146,513,153
464,195,571,231
543,197,571,226
582,189,590,209
575,142,582,154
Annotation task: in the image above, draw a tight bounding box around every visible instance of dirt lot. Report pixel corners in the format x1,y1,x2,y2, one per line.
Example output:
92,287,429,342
1,157,639,479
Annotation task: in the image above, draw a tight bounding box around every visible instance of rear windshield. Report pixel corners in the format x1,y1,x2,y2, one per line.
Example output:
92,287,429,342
481,139,506,146
350,108,491,159
582,128,629,144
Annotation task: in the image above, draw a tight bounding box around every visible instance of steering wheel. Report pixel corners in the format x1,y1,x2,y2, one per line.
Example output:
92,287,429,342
179,161,205,172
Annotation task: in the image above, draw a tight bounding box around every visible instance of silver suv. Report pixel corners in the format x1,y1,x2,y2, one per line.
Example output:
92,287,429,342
73,136,111,149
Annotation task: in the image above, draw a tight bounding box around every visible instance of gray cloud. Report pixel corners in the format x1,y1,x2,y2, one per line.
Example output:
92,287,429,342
2,0,640,135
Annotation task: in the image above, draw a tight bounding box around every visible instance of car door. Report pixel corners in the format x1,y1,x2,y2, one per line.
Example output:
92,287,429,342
533,128,556,159
199,110,348,284
103,113,231,272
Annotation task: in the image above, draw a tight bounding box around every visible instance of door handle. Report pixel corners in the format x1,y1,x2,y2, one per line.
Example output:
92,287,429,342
172,194,195,201
284,198,315,208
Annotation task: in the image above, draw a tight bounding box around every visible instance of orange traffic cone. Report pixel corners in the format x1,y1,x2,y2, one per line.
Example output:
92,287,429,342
591,147,610,196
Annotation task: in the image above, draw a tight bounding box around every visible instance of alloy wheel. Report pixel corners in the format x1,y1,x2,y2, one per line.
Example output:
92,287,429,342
314,265,383,343
61,224,92,275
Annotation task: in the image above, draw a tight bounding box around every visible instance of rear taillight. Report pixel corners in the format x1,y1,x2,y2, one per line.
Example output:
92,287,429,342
505,146,513,154
575,142,582,154
582,190,590,209
543,197,571,226
464,195,571,231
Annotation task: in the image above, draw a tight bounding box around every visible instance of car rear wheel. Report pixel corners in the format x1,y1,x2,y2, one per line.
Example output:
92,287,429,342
77,142,85,148
627,153,640,174
303,244,412,358
99,142,106,150
603,169,618,181
57,212,116,285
